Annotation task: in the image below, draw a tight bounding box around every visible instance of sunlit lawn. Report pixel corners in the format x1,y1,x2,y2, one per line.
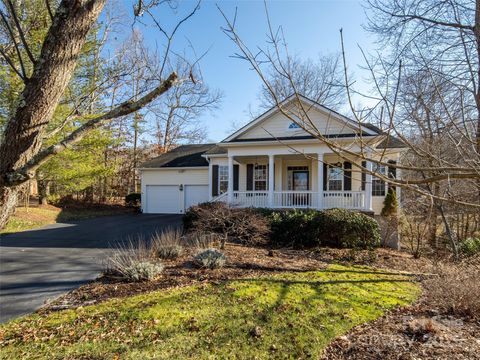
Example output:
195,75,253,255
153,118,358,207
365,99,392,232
0,264,420,359
0,206,130,235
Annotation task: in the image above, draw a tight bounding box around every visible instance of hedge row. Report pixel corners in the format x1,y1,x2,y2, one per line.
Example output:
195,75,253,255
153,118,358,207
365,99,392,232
184,203,380,250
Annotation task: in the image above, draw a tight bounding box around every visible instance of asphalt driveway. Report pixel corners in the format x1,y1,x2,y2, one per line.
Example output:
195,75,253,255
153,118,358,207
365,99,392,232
0,213,182,323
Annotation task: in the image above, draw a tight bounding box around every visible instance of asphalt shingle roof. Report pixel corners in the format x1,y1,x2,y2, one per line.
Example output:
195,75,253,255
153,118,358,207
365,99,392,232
140,144,215,168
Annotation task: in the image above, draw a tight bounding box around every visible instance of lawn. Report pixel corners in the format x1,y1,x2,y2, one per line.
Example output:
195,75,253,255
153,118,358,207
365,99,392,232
0,205,131,235
0,264,420,359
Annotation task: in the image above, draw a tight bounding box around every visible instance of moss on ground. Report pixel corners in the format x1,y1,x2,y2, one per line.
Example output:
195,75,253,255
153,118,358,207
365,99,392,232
0,264,419,359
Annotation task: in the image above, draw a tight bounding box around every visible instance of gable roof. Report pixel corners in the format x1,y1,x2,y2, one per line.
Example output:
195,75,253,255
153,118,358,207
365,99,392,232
140,144,215,168
222,94,382,143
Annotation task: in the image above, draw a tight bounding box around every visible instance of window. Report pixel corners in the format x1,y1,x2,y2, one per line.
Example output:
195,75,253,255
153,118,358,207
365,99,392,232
288,122,301,129
328,164,343,191
372,164,386,196
254,164,267,190
218,166,228,194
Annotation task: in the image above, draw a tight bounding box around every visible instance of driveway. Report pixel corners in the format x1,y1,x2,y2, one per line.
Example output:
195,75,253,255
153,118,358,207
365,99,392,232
0,214,182,323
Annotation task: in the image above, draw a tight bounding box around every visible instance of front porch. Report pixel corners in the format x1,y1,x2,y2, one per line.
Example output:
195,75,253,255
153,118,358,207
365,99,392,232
210,153,376,212
228,190,366,210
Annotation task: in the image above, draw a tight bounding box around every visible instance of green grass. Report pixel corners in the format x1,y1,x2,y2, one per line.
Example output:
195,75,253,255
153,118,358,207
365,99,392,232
0,207,60,234
0,264,419,359
1,207,129,235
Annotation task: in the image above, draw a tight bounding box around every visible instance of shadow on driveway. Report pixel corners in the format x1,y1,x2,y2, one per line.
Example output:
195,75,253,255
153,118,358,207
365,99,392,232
0,213,182,323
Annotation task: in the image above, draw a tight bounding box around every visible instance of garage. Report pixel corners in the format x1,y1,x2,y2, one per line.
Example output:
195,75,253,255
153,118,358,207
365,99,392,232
139,144,216,214
144,185,209,214
145,185,181,214
185,185,209,209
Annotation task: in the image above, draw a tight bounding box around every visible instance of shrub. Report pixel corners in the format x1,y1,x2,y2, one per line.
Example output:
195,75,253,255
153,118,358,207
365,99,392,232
184,202,270,248
123,261,164,282
267,209,322,248
423,261,480,319
193,248,226,269
125,193,141,208
458,237,480,257
320,209,381,250
151,228,183,259
381,188,398,217
103,237,163,282
266,208,381,250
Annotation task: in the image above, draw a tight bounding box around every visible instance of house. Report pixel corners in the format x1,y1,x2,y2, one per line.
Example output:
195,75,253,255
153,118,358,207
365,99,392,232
139,95,405,215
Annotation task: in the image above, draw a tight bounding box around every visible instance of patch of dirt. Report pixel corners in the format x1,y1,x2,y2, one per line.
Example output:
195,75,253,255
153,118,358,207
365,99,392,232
321,306,480,360
41,244,328,312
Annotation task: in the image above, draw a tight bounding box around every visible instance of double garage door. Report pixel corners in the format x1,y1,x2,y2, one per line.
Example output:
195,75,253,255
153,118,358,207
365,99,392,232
145,185,209,214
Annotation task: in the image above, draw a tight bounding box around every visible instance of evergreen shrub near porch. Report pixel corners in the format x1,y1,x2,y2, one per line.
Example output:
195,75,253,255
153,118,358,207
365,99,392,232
266,208,380,249
184,203,380,250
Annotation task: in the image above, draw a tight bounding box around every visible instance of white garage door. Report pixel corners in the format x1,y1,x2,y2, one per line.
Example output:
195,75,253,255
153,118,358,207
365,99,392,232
146,185,181,214
185,185,209,210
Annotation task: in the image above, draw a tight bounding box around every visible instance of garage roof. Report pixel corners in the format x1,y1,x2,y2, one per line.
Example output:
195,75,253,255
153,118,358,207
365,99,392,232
140,144,216,168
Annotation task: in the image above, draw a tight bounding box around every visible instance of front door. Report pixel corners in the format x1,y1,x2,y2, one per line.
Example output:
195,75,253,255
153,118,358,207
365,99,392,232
292,171,309,191
292,170,309,206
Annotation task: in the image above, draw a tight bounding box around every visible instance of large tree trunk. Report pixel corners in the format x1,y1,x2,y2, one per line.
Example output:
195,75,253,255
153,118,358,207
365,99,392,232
0,0,106,229
0,187,19,229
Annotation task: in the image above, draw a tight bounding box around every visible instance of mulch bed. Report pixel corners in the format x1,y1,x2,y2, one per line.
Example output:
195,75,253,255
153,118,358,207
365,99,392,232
41,244,328,312
321,301,480,360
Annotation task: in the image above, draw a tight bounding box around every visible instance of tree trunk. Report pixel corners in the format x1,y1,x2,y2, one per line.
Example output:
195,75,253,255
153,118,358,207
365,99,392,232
0,186,19,229
0,0,106,229
38,179,50,205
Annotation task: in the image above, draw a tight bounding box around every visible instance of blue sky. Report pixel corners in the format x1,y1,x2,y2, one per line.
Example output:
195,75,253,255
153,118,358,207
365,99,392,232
113,0,378,142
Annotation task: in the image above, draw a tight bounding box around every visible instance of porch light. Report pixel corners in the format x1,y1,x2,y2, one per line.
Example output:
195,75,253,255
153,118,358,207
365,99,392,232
179,184,184,191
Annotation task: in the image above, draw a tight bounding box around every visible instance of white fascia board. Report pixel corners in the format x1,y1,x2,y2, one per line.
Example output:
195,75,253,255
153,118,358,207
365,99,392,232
137,166,209,171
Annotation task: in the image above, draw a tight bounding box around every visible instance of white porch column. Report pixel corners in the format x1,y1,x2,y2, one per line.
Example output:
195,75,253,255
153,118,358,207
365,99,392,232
317,153,324,209
365,158,373,211
228,155,234,204
207,157,212,200
268,154,274,207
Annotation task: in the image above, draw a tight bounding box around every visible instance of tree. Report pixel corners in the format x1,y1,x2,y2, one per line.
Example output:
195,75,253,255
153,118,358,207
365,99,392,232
0,0,200,229
150,60,222,153
258,54,346,111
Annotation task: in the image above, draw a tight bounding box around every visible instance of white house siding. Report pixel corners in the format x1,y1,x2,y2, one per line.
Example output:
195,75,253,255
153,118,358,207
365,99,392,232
237,106,358,140
140,168,209,213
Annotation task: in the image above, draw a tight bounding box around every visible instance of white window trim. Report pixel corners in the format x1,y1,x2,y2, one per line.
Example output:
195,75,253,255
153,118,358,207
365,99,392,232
372,164,387,196
327,164,343,191
218,165,228,194
254,164,267,191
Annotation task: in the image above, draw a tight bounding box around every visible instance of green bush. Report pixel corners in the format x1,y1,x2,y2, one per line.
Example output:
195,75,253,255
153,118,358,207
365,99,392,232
267,209,322,248
123,261,164,282
125,193,141,208
381,188,398,217
193,248,226,269
266,208,380,250
459,237,480,257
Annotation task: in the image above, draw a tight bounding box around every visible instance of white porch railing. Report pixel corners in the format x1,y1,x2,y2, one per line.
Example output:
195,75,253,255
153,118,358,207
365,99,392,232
232,191,269,207
322,191,365,210
223,190,366,210
273,191,316,208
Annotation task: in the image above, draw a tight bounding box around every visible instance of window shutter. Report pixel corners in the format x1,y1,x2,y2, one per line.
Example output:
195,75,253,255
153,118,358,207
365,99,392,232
233,164,239,191
361,161,366,191
246,164,254,190
387,160,397,192
212,165,219,196
323,163,328,191
343,162,352,191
